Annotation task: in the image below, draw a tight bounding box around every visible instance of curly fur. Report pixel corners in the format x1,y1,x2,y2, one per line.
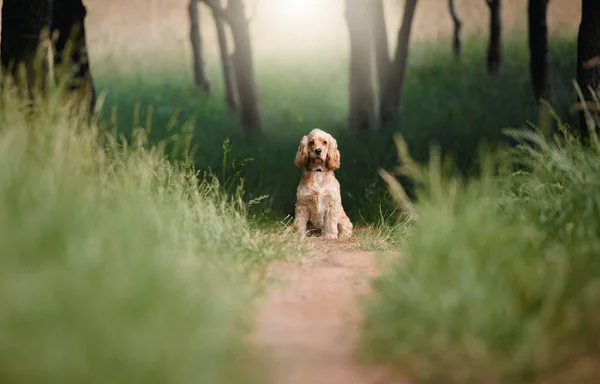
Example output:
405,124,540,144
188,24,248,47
293,129,353,239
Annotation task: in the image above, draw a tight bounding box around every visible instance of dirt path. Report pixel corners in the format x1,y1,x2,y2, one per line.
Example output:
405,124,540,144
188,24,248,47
250,238,407,384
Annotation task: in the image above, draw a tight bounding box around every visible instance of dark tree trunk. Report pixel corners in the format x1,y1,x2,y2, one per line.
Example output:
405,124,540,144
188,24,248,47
485,0,503,76
227,0,262,133
189,0,211,92
371,0,390,107
1,0,52,96
576,0,600,139
51,0,96,114
448,0,462,57
346,0,376,132
380,0,418,124
528,0,550,101
212,7,239,113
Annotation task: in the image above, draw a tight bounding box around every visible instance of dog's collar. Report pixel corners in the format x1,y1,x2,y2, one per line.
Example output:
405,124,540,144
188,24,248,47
307,169,330,173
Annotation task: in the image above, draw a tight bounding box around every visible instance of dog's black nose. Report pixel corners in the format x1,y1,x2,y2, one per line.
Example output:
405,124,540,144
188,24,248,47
315,148,322,155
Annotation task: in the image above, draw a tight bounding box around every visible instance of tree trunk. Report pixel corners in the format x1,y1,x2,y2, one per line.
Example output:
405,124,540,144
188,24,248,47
528,0,550,101
371,0,390,107
212,7,239,113
51,0,96,114
189,0,211,92
380,0,418,125
346,0,376,132
448,0,462,57
227,0,262,133
576,0,600,139
1,0,52,97
485,0,502,76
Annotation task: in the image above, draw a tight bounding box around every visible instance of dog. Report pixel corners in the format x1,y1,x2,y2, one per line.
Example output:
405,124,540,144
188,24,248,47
292,129,353,239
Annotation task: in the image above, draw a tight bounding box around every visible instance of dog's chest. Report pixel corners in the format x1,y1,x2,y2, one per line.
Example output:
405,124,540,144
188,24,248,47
313,175,328,218
299,172,330,197
309,172,327,193
298,173,332,218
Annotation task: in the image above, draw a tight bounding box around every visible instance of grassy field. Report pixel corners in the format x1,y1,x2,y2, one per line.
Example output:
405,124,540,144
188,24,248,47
95,33,579,224
82,0,580,224
359,110,600,383
1,0,592,382
0,85,298,383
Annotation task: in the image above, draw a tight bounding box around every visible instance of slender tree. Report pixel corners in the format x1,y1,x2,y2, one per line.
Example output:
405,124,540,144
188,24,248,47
51,0,96,113
346,0,376,132
227,0,261,133
576,0,600,139
379,0,418,124
484,0,502,75
448,0,462,57
528,0,550,101
189,0,211,92
212,6,239,112
371,0,390,107
1,0,52,97
202,0,261,133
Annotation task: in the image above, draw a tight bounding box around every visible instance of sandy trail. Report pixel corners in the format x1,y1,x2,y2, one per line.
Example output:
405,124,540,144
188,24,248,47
250,238,407,384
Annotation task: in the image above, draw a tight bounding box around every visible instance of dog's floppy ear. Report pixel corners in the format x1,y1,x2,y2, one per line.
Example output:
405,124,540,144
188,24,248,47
326,136,340,171
294,135,309,169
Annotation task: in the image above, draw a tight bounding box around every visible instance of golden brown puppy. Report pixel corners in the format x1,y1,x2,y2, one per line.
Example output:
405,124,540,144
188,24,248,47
293,129,353,239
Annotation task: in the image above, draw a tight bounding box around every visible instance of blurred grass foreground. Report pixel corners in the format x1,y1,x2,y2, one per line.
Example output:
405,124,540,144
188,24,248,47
360,108,600,383
0,83,290,383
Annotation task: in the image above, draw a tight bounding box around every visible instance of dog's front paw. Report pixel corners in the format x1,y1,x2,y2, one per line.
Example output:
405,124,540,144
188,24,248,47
338,231,352,240
322,232,338,240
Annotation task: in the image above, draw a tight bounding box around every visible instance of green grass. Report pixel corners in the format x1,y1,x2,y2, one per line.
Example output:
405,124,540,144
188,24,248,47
95,34,578,224
358,110,600,382
0,84,296,383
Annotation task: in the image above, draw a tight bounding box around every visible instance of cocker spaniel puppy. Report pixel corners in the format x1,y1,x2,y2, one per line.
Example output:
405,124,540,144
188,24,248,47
293,129,353,239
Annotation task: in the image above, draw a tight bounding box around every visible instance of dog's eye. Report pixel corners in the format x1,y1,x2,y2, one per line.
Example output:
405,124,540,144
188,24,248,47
322,141,327,145
310,140,314,145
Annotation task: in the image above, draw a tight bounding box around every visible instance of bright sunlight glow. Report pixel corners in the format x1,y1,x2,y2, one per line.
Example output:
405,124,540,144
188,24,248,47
247,0,345,55
286,0,314,14
281,0,320,18
268,0,329,23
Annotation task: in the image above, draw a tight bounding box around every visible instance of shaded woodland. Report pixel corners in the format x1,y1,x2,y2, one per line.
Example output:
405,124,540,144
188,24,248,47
0,0,594,139
1,4,600,383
